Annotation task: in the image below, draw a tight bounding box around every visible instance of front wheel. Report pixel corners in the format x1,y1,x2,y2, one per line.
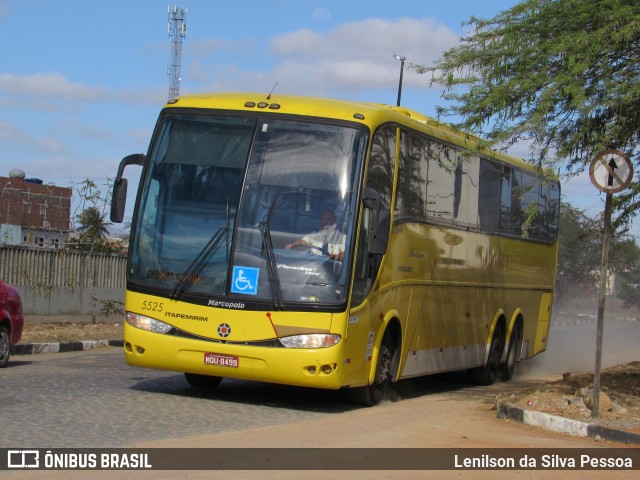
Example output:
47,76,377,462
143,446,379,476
0,325,11,368
184,373,223,389
347,333,395,407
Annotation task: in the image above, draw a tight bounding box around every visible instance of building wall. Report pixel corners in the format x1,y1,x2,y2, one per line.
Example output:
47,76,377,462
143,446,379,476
0,176,71,247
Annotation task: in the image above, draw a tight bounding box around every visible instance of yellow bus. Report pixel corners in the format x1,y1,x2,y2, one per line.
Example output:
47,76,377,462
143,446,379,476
111,93,560,406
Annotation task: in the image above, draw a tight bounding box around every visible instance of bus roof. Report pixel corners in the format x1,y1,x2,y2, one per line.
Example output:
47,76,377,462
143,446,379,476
165,92,535,172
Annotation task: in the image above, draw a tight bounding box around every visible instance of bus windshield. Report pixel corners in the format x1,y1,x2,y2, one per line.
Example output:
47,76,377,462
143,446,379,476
129,113,366,308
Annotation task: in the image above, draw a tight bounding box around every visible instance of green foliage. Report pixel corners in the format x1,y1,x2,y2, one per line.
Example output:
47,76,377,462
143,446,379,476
557,203,640,306
76,206,110,241
612,238,640,307
67,206,114,252
66,177,126,253
99,299,125,318
556,203,602,300
415,0,640,221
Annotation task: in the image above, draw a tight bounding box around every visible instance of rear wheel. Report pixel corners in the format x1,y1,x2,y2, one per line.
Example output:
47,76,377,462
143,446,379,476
347,333,395,407
469,326,504,386
0,325,11,368
500,323,521,381
184,373,223,389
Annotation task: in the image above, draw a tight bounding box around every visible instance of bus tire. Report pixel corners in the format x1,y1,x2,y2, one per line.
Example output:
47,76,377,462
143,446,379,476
500,323,521,381
469,327,504,386
347,332,395,407
184,373,223,389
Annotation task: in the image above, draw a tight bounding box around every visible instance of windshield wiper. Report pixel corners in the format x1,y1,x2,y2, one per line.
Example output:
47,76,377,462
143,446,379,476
258,219,285,310
171,225,228,300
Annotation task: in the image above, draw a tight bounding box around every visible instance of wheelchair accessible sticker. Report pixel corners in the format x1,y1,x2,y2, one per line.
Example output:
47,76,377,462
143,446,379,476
231,266,260,295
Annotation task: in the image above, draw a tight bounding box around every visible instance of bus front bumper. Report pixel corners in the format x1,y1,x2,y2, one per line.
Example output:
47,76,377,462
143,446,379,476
123,324,348,389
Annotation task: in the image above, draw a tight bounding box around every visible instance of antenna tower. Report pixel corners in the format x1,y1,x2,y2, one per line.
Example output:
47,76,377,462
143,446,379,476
167,5,188,101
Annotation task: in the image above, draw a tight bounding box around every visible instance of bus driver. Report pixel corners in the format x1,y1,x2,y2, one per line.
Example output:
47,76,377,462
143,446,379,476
285,209,345,261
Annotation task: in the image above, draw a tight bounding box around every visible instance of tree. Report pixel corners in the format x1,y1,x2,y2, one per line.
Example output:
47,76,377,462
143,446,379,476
556,203,601,303
556,201,640,308
66,177,120,253
76,206,111,247
415,0,640,229
67,206,116,252
612,238,640,308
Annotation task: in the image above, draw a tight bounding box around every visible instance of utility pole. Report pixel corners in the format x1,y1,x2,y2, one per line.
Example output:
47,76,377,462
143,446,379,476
588,149,634,418
167,5,188,101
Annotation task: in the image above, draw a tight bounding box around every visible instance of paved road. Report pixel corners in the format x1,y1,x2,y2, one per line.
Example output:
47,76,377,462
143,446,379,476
4,345,639,480
2,315,638,450
1,348,359,448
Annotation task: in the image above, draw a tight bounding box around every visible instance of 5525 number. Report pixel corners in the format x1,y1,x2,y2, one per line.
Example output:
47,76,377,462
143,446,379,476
141,301,163,312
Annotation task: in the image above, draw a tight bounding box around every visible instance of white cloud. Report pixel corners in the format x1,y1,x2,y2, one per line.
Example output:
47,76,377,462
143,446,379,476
312,8,331,23
188,17,459,93
26,153,119,185
270,17,457,65
0,121,29,144
0,121,66,154
0,73,111,102
0,73,164,108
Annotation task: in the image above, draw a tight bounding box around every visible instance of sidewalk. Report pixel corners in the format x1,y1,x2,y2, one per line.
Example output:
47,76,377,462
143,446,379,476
12,338,123,355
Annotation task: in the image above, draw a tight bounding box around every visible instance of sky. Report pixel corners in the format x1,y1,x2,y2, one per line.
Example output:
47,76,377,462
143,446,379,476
0,0,637,239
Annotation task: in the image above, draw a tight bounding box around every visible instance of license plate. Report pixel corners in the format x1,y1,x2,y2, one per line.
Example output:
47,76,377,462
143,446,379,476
204,352,239,368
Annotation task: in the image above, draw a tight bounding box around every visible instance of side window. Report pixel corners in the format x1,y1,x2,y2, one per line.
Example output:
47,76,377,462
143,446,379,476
426,143,456,223
352,126,396,306
478,159,502,230
546,181,561,241
133,178,160,267
539,179,548,237
520,172,540,238
497,167,558,242
365,126,395,210
395,132,428,222
453,154,479,228
500,167,519,235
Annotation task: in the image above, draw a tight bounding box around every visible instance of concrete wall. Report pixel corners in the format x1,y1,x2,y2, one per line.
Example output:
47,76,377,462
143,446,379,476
18,286,125,316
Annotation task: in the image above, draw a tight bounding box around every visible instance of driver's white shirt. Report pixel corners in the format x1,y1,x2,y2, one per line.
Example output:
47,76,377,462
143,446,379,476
302,225,345,256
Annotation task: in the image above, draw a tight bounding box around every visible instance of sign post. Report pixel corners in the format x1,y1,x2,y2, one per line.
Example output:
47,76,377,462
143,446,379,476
588,149,634,418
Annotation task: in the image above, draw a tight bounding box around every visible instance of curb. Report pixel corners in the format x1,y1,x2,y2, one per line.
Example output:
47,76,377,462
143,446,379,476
498,402,640,445
12,340,124,356
553,315,640,326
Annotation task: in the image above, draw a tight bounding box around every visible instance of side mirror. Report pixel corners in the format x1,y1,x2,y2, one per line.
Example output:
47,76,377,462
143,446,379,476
110,178,128,223
110,153,145,223
362,187,390,255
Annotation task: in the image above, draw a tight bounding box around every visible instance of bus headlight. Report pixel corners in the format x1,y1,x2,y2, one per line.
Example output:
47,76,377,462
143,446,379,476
125,311,172,334
279,334,341,349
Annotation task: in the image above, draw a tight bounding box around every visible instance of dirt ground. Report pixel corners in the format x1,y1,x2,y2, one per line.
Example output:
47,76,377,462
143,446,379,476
17,317,640,438
20,319,124,344
497,361,640,435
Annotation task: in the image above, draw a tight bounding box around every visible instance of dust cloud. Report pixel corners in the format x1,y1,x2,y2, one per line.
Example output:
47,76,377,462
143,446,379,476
518,296,640,378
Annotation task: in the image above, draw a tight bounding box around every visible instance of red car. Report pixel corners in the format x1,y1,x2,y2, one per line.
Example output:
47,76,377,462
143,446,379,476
0,279,23,367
